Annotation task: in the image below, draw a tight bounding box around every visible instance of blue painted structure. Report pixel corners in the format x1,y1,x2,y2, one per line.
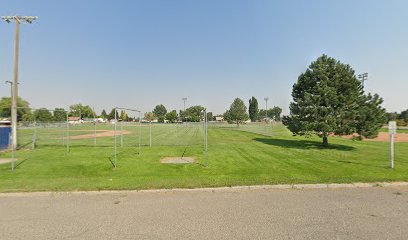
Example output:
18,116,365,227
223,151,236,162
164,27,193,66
0,125,11,150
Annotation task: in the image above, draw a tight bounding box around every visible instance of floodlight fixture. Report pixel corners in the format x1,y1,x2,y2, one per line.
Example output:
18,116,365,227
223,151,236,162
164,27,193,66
264,97,269,119
357,73,368,88
1,16,38,24
182,98,187,111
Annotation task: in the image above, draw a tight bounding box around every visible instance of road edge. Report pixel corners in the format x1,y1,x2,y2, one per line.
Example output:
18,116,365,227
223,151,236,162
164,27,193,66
1,181,408,197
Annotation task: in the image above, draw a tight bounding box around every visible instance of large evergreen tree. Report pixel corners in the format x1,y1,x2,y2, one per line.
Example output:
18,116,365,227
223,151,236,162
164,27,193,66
248,96,259,122
283,55,385,146
355,93,386,138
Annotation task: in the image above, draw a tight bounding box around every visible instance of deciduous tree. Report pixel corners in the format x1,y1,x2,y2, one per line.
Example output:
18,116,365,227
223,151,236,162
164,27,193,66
0,97,32,121
34,108,53,122
144,112,156,122
153,105,167,118
69,104,95,118
53,108,66,122
165,110,178,123
224,98,249,126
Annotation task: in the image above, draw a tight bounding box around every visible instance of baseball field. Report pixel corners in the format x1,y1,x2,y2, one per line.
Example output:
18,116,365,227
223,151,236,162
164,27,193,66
0,123,407,192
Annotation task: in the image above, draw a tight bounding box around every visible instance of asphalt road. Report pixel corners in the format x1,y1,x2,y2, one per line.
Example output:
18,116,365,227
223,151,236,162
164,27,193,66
1,186,408,240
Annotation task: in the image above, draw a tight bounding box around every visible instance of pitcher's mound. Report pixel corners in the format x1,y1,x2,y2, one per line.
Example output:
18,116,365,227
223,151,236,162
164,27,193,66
161,157,194,164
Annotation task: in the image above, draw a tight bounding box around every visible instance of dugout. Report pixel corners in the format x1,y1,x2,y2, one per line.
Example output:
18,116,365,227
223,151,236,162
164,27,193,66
0,120,11,150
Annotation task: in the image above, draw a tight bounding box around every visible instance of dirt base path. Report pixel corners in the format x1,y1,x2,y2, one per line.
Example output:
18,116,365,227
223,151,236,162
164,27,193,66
367,132,408,142
343,132,408,142
68,130,132,140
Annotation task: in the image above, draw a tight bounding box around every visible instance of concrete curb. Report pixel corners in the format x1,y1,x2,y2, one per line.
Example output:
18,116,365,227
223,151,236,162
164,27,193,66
1,181,408,197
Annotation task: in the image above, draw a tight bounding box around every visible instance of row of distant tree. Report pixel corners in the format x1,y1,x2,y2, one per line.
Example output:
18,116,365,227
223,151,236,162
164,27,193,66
0,96,282,124
143,100,282,125
139,105,206,123
222,98,283,125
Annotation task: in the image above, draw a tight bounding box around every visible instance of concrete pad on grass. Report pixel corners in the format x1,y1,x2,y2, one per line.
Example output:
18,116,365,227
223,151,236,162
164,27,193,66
161,157,194,164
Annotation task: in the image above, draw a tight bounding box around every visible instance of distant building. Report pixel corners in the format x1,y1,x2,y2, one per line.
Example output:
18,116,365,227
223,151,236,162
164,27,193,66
0,119,11,125
215,116,224,122
68,117,82,124
95,118,106,123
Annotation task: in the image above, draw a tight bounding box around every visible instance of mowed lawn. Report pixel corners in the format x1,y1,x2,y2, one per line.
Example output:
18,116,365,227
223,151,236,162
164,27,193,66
0,123,407,192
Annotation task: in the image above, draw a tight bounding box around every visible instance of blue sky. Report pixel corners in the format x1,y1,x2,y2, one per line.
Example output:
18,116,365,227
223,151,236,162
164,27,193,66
0,0,407,116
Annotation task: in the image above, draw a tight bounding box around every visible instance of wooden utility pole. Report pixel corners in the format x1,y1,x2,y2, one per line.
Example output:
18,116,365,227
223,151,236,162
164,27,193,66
2,16,37,149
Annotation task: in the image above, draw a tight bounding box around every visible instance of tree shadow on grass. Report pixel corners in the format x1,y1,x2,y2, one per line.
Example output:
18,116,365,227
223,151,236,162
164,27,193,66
253,138,355,151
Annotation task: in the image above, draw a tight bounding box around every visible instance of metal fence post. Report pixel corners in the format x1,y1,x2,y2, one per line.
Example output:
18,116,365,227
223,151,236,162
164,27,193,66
32,121,36,150
203,110,206,152
389,121,396,169
149,121,152,147
138,111,141,155
121,120,123,148
114,107,117,170
94,109,97,147
62,121,65,146
390,133,394,169
205,109,208,167
9,133,14,172
66,112,70,152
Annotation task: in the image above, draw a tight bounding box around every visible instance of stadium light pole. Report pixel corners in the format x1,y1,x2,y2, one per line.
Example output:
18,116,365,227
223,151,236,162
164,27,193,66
182,98,187,112
264,97,269,119
2,16,38,149
358,73,368,89
5,81,13,99
181,97,187,122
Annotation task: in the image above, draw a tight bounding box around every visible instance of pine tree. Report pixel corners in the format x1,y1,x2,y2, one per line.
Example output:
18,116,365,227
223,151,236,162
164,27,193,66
120,110,128,121
355,93,386,138
248,96,259,122
101,109,108,119
108,108,119,120
283,55,385,146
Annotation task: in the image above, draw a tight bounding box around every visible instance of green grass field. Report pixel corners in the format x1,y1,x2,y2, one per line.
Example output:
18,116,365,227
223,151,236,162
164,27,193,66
0,123,407,192
379,127,408,133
